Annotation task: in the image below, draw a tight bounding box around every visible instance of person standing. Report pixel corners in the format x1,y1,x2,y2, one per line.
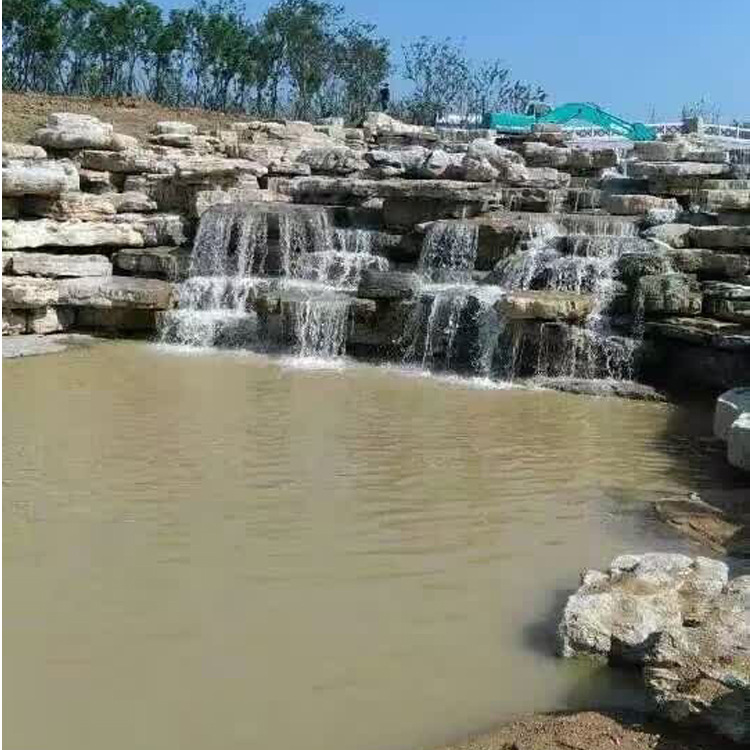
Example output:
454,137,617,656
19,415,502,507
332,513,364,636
379,82,390,112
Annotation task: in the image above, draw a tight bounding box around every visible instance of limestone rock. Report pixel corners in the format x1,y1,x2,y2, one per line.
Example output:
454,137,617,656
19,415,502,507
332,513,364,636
667,248,750,279
728,413,750,471
2,219,143,250
615,252,672,283
714,387,750,441
357,270,421,300
58,276,174,309
23,191,116,220
634,273,702,316
2,142,47,159
79,169,117,194
645,316,749,349
107,191,158,213
642,223,692,248
702,280,750,323
27,306,75,334
689,225,750,250
2,159,79,197
3,276,59,308
559,553,748,743
2,308,28,335
601,193,680,216
3,197,20,218
154,121,198,136
113,213,188,247
362,111,424,139
9,252,112,278
80,149,174,175
297,146,366,176
190,187,267,218
33,112,114,150
498,290,593,322
700,189,750,212
629,161,732,180
113,247,190,280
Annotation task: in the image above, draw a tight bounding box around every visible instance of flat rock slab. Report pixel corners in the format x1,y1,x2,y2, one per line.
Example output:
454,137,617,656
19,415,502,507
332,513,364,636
498,290,594,322
2,333,100,359
2,159,79,197
2,219,143,250
534,377,667,401
58,277,174,309
8,251,112,278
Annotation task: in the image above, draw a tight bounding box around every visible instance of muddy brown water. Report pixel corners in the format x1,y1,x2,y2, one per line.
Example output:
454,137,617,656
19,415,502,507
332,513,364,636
2,342,732,750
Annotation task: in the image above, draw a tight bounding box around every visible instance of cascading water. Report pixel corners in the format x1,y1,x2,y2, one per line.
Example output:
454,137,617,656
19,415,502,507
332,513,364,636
160,204,390,358
402,222,503,375
491,220,645,381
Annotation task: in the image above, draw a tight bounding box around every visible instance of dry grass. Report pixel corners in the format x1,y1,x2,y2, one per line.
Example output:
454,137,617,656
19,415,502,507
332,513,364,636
2,91,262,144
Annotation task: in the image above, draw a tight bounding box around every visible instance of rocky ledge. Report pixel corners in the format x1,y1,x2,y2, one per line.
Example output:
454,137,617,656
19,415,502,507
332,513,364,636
559,552,749,744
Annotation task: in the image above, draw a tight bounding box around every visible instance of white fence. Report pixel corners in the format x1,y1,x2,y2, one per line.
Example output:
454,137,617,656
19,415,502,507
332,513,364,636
649,122,750,140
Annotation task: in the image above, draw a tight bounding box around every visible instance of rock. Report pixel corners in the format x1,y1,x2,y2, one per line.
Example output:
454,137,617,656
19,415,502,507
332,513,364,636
112,247,190,280
601,194,680,216
364,146,429,177
498,290,594,322
174,156,267,183
80,148,174,174
634,274,702,316
667,248,750,279
2,308,28,335
2,276,59,307
58,276,174,309
149,133,216,151
79,168,117,194
357,269,421,300
27,306,75,334
714,387,750,441
535,377,666,401
190,187,267,218
2,159,79,196
2,218,143,250
689,225,750,250
615,252,672,283
362,111,424,139
642,223,692,248
74,307,161,332
700,189,750,212
629,161,732,180
3,197,20,218
728,413,750,471
297,145,366,175
112,213,188,247
33,112,114,150
702,281,750,323
461,155,499,182
559,553,749,743
2,142,47,159
645,316,749,349
154,121,198,136
8,252,112,278
23,191,116,220
466,138,524,167
106,191,158,213
109,133,140,151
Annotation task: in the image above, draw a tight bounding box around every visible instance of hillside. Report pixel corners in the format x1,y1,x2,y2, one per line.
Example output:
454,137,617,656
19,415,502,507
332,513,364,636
2,91,261,143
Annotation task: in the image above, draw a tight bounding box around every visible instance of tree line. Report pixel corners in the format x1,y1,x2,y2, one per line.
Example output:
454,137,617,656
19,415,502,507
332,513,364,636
2,0,547,124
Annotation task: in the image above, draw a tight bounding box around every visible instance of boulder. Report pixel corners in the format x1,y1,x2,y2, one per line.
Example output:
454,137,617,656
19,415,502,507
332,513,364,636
497,290,593,322
27,306,75,334
2,276,59,307
174,156,267,183
297,145,366,176
362,111,424,139
559,554,749,743
154,121,198,136
113,213,188,247
357,270,421,300
634,273,702,316
33,112,114,150
2,159,79,197
58,276,174,309
728,412,750,471
689,225,750,250
190,187,267,218
8,252,112,278
714,387,750,441
112,247,190,280
2,142,47,159
2,219,143,250
642,223,692,248
629,161,732,179
667,248,750,279
23,191,116,220
702,280,750,323
466,138,524,167
106,191,158,213
79,169,117,194
80,149,174,175
700,189,750,212
615,252,672,284
601,193,680,216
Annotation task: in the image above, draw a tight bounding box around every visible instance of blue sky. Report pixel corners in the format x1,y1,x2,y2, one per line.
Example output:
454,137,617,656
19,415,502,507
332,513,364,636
157,0,750,123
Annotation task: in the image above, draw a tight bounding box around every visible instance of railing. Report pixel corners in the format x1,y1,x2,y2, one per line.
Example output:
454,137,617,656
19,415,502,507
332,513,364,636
648,121,750,140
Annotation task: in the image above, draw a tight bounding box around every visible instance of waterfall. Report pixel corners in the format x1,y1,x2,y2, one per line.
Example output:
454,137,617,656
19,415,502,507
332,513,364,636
161,205,390,359
418,221,479,283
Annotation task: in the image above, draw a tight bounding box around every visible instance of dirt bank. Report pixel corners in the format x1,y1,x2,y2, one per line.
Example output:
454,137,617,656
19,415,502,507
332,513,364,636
1,91,259,143
430,710,725,750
